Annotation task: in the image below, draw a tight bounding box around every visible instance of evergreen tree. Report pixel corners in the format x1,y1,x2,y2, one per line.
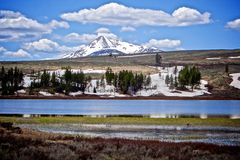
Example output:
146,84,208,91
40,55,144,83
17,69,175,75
155,53,161,66
165,75,170,86
178,66,189,88
100,75,105,88
0,66,23,95
40,70,50,88
174,76,178,88
64,68,72,84
188,66,201,90
96,80,100,88
178,66,201,90
225,64,229,74
169,75,174,90
51,72,57,87
93,87,97,93
113,74,118,88
105,67,114,85
173,66,178,75
1,66,7,95
145,75,151,87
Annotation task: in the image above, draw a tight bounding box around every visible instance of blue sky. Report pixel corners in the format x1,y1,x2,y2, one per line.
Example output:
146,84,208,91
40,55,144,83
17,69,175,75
0,0,240,61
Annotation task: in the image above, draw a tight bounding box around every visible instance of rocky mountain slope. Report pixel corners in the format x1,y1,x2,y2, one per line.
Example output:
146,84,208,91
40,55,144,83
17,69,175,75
63,36,160,58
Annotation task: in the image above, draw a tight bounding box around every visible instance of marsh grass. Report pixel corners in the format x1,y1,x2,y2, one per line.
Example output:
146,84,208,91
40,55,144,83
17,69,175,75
0,116,240,126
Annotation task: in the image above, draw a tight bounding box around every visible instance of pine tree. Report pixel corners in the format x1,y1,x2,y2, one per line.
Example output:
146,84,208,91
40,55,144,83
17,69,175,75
41,70,50,88
178,66,189,88
145,75,151,87
51,72,57,87
189,66,201,91
155,53,161,66
165,75,170,86
100,75,105,87
173,66,178,75
174,76,178,88
64,68,72,84
169,75,174,90
105,67,114,85
96,80,100,88
93,87,97,93
225,64,229,74
113,74,118,88
1,66,7,95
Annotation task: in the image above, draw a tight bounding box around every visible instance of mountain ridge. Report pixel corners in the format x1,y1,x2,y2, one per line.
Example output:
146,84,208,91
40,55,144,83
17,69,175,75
62,36,161,58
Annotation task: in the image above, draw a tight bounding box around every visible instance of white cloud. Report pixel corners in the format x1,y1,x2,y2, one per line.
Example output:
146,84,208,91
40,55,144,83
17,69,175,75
0,46,7,52
48,20,69,29
61,3,211,27
64,33,97,43
0,10,69,41
23,38,83,55
144,39,181,49
120,26,136,32
226,18,240,30
23,39,59,52
63,27,117,43
95,27,118,39
95,27,111,34
4,49,31,57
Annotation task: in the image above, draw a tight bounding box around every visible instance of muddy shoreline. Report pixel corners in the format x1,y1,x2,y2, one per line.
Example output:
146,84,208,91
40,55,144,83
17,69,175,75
1,123,240,160
1,94,240,100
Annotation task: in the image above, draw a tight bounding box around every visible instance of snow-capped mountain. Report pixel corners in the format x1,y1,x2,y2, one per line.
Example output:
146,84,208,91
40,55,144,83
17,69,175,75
63,36,160,58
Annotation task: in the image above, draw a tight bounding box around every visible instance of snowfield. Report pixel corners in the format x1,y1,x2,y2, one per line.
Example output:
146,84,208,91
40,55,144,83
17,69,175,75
229,56,240,59
39,91,53,96
22,67,211,97
135,66,210,97
230,73,240,89
206,57,221,60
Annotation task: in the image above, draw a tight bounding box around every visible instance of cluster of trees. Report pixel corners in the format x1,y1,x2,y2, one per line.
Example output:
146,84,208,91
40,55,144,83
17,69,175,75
105,67,150,94
178,66,201,90
165,66,201,90
0,66,24,95
30,68,92,95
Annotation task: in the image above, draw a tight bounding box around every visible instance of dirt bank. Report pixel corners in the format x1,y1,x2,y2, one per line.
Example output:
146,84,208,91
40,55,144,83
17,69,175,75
1,94,240,100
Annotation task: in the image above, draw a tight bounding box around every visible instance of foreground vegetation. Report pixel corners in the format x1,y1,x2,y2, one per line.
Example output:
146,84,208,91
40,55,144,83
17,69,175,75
0,123,239,160
0,116,240,126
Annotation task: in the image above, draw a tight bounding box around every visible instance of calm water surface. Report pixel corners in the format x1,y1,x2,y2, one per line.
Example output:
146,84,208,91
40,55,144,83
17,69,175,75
0,100,240,116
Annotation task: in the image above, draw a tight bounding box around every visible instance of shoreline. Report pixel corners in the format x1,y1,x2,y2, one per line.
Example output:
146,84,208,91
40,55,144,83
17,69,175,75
0,123,240,159
1,95,240,100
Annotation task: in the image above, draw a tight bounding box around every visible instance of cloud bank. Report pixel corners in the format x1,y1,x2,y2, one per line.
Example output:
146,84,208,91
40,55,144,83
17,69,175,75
61,3,211,27
0,10,69,42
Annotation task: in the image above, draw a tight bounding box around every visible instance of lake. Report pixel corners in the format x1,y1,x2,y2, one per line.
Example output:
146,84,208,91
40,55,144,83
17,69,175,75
0,100,240,116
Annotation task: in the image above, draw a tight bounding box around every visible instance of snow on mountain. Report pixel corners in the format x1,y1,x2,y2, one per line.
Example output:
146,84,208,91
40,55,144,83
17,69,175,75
62,36,160,58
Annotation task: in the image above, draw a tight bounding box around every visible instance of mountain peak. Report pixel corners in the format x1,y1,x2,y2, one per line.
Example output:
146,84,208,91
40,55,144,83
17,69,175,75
62,36,161,58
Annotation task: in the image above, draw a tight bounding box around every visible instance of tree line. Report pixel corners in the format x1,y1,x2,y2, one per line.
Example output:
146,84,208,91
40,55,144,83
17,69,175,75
0,66,24,95
30,68,92,95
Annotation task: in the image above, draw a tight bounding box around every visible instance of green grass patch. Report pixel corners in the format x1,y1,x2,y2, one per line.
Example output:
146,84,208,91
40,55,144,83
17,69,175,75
0,116,240,126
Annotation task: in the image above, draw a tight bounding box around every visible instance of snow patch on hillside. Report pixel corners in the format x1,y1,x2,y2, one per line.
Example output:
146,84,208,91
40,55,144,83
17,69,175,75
230,73,240,89
39,91,53,96
206,57,221,60
136,66,210,97
229,56,240,59
22,67,210,97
